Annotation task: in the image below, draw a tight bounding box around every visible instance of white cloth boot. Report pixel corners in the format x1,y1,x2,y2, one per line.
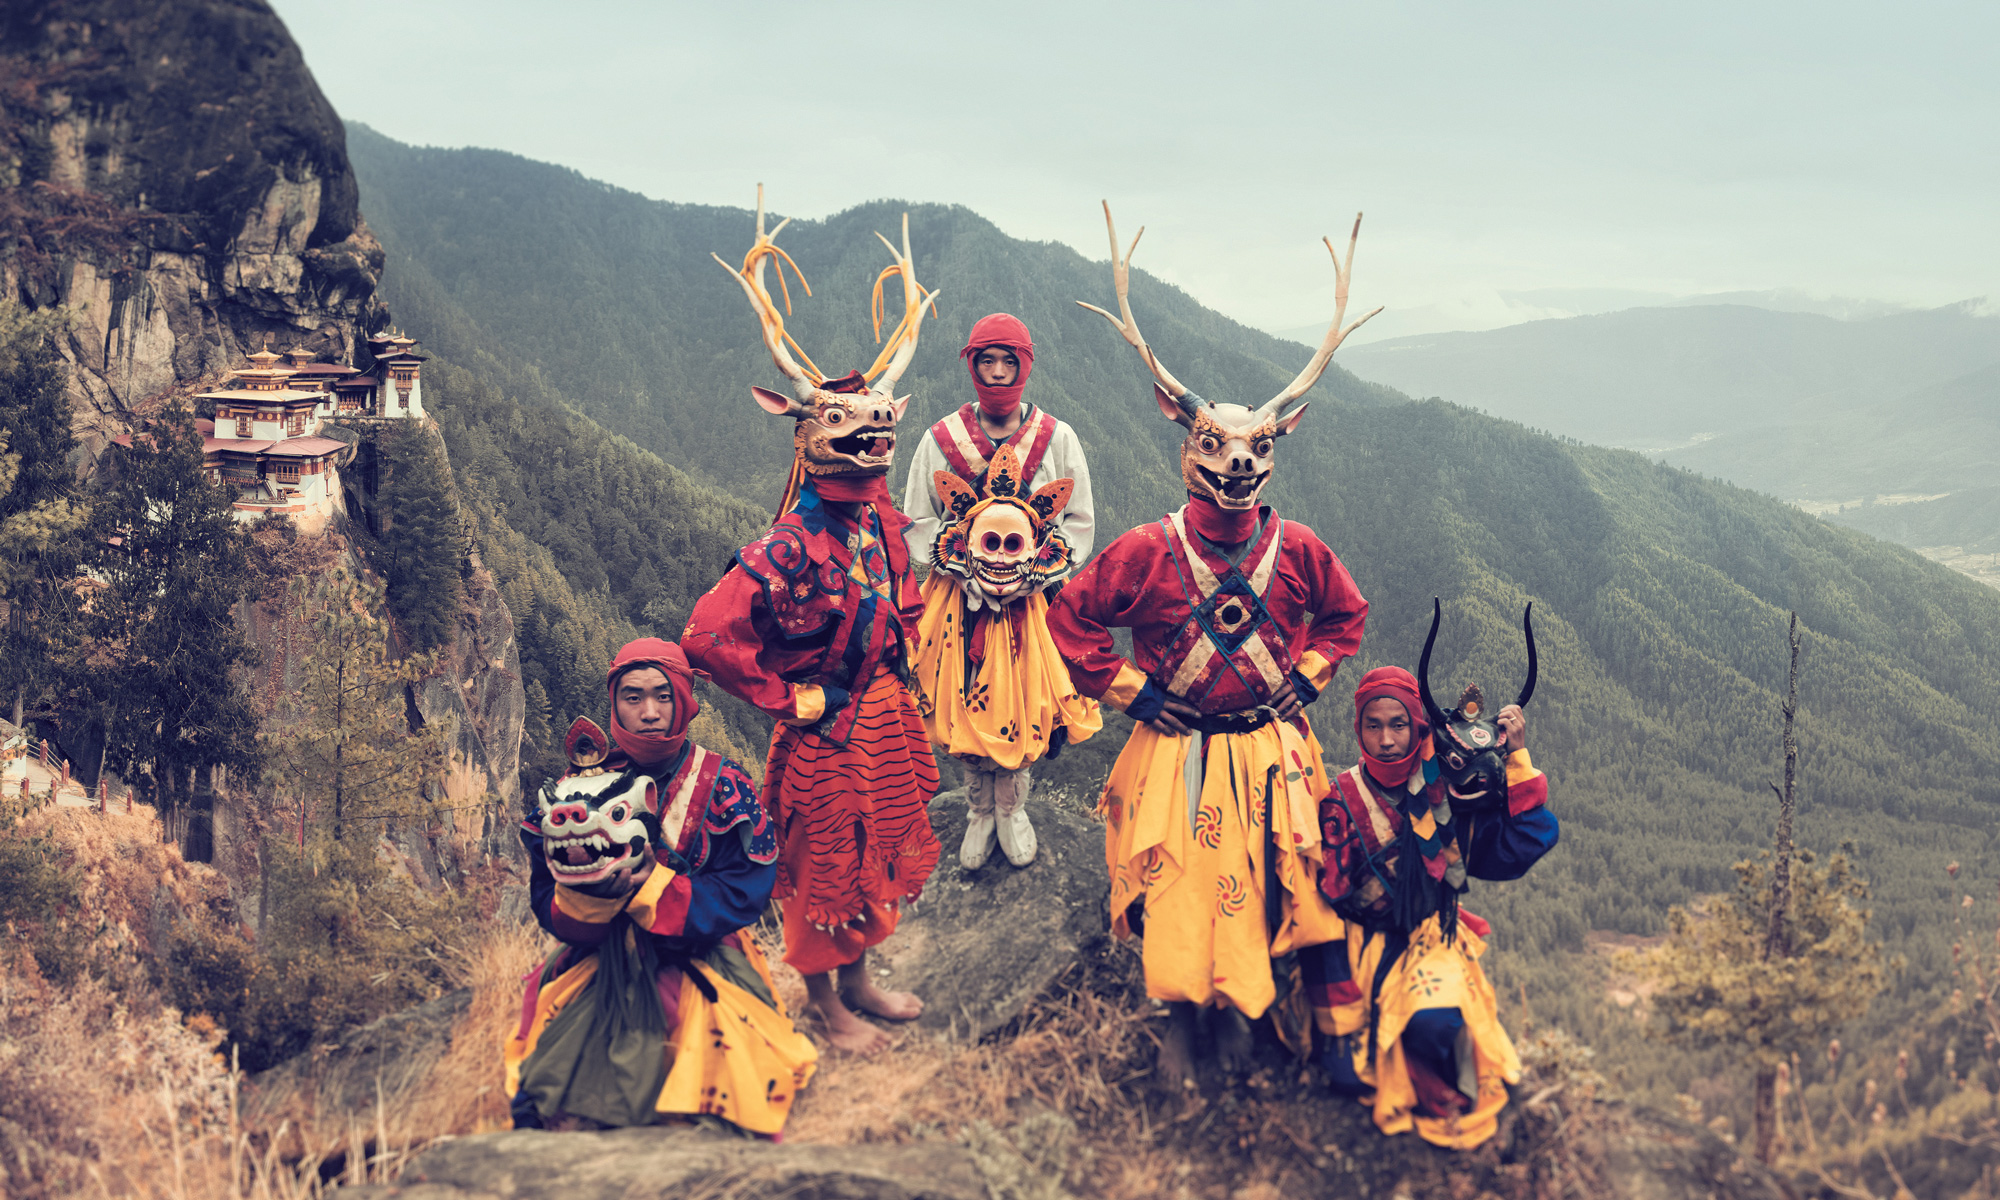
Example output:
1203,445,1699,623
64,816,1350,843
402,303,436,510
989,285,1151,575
960,765,998,870
992,765,1037,867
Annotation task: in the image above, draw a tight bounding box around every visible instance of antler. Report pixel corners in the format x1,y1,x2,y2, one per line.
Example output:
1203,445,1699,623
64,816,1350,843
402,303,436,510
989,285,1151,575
1259,214,1384,419
711,183,826,402
863,211,942,398
1075,201,1196,410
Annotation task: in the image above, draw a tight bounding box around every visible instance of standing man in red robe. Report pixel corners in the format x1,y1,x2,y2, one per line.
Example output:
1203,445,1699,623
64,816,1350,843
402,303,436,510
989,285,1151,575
1047,203,1378,1086
684,192,941,1055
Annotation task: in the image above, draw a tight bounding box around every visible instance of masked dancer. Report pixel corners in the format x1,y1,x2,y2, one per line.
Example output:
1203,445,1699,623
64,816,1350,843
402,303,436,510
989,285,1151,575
507,638,818,1134
1047,203,1374,1087
684,189,942,1055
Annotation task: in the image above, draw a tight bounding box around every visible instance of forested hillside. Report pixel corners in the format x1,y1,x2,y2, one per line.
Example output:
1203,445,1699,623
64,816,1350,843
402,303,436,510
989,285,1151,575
1335,301,2000,562
349,126,2000,1109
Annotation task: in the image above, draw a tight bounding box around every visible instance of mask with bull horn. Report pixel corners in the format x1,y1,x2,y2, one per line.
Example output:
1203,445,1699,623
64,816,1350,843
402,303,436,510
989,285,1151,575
1417,599,1539,812
1075,201,1382,511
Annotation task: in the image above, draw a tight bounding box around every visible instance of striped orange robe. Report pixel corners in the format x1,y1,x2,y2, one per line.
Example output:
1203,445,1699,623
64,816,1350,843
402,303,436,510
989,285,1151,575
684,479,940,975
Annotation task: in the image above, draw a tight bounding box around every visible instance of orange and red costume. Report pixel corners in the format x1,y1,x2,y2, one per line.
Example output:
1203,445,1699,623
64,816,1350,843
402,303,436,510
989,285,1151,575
683,476,940,976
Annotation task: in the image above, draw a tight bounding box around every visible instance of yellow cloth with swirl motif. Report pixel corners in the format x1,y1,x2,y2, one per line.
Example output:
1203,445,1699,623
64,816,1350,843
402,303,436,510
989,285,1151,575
1098,718,1344,1018
1327,919,1522,1150
912,577,1100,771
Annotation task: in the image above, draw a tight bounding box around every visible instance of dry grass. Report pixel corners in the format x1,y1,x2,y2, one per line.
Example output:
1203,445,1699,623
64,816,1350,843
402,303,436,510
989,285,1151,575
4,801,1658,1200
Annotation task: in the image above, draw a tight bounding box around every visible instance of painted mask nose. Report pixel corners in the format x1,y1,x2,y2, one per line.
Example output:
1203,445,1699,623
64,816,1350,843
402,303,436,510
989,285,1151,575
547,801,590,827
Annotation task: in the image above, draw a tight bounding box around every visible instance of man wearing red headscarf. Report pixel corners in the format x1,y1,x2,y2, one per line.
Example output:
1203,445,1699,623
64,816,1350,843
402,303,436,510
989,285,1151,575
901,314,1096,868
1302,665,1557,1150
511,638,817,1134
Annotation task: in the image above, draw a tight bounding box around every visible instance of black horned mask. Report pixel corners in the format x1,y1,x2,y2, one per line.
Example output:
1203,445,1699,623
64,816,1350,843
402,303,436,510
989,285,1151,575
1418,599,1538,811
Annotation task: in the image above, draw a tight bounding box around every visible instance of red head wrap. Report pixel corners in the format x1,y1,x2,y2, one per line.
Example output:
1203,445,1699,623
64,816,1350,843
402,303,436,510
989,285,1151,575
1353,665,1431,789
606,637,700,766
960,313,1036,420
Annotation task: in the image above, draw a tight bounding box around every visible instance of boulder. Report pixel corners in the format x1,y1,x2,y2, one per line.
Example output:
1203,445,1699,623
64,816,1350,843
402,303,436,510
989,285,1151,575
869,787,1111,1042
340,1127,987,1200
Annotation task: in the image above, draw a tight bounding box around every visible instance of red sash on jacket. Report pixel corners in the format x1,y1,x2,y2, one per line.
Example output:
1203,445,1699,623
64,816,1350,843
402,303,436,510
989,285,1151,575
1153,506,1294,708
929,403,1058,483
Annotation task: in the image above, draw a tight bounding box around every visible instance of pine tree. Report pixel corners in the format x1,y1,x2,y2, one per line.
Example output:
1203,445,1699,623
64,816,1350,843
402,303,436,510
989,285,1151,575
376,424,466,652
92,397,260,859
0,303,87,730
257,566,463,1038
1632,617,1891,1163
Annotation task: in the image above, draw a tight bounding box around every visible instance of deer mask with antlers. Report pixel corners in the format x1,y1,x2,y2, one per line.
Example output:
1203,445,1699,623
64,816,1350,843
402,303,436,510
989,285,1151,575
713,186,940,488
1077,203,1381,514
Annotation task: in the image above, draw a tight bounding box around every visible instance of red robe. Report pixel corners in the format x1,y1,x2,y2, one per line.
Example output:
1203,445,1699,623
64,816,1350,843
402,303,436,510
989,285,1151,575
1048,504,1368,714
683,481,940,973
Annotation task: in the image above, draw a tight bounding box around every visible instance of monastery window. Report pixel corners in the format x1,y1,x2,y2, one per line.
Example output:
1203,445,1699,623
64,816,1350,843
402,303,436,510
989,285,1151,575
272,462,300,483
236,413,252,437
288,412,305,436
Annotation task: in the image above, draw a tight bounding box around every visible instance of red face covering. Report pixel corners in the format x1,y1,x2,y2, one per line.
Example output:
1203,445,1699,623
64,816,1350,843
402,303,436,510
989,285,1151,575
1184,493,1262,546
607,638,700,766
960,313,1036,420
1353,666,1431,789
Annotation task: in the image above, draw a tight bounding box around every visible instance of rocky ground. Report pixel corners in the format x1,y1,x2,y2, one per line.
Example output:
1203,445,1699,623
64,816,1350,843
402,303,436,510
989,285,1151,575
231,788,1796,1200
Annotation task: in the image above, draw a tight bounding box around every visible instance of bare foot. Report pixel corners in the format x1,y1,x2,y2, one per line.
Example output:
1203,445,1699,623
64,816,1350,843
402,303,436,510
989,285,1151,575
840,980,924,1021
803,973,892,1055
1157,1001,1201,1093
1214,1007,1256,1076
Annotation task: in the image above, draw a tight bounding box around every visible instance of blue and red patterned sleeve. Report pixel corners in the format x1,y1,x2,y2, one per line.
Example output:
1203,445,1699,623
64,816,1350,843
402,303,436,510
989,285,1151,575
1463,751,1558,882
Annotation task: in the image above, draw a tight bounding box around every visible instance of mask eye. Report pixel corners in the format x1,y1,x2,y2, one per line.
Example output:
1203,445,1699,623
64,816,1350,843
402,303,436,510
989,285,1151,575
608,804,626,822
982,532,1003,552
824,408,844,426
1198,435,1220,454
1254,439,1273,457
1448,753,1464,769
1002,534,1023,554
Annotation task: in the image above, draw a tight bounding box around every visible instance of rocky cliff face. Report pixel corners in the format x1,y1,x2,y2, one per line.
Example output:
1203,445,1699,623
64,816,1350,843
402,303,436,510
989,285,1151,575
0,0,385,463
0,0,525,886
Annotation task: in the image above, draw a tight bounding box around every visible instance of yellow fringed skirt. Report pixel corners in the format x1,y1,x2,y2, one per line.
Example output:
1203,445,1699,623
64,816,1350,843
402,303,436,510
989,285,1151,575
912,578,1100,770
504,933,818,1136
1098,717,1343,1018
1323,918,1522,1149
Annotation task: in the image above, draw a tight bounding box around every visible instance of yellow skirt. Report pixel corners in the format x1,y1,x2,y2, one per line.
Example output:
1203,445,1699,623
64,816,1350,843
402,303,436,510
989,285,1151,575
1326,919,1521,1149
912,578,1101,771
1098,718,1343,1018
504,935,818,1136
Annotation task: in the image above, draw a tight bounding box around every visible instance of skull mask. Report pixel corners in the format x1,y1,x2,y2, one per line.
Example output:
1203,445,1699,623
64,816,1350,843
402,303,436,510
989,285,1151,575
529,717,660,896
931,442,1075,604
1418,600,1539,812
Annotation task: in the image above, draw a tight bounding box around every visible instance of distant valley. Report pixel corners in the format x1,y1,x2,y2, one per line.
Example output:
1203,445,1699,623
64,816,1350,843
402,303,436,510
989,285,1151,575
1327,301,2000,584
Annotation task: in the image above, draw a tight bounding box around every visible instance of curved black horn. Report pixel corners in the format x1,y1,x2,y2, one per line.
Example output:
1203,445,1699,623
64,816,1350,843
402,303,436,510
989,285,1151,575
1416,598,1450,730
1516,603,1539,708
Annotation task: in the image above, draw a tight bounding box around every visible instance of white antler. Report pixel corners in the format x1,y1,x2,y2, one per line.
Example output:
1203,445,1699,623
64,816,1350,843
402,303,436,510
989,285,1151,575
863,211,941,398
1074,201,1193,403
711,183,825,402
1260,213,1383,418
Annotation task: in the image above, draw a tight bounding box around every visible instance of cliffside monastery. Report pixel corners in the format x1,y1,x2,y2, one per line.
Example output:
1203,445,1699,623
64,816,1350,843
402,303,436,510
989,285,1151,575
112,330,426,529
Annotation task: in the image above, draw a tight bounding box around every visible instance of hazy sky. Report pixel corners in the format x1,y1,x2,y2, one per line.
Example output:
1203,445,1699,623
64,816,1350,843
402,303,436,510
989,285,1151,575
273,1,1999,342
